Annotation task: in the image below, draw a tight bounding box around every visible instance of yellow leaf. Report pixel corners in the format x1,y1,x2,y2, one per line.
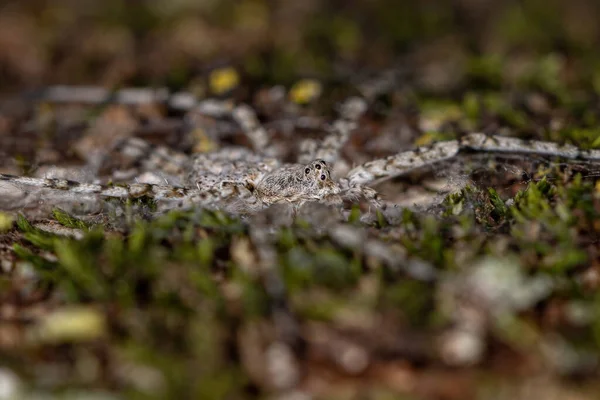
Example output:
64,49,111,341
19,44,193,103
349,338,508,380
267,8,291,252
289,79,322,104
209,67,240,95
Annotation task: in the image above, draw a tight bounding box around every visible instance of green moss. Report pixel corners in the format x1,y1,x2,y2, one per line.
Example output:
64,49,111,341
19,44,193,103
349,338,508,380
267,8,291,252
379,280,436,327
552,128,600,149
466,55,504,90
511,176,554,221
16,214,56,251
399,213,455,268
462,92,481,122
282,243,360,291
442,185,489,220
12,243,58,279
507,175,591,272
52,208,92,230
488,188,509,223
348,205,362,224
375,208,388,228
7,130,600,398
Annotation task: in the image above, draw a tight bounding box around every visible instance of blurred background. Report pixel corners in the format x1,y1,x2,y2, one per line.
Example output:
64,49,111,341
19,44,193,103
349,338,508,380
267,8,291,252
2,0,600,95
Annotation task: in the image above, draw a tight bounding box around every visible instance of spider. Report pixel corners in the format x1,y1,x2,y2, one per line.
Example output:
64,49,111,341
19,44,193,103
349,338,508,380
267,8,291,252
0,96,374,217
1,89,600,218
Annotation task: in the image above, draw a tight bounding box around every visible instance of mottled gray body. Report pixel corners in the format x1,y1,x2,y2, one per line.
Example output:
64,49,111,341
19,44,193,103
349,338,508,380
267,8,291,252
255,159,340,207
7,83,600,217
4,132,600,214
0,92,371,215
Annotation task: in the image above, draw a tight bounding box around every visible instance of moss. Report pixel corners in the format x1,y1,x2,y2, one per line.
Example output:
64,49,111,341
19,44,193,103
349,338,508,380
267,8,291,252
347,205,362,224
16,214,57,251
379,280,436,327
523,54,570,101
375,208,388,228
466,55,504,90
399,213,454,268
552,127,600,149
12,243,58,278
52,208,92,230
487,188,509,224
462,91,481,122
7,154,600,396
281,240,360,292
507,176,591,272
442,185,492,223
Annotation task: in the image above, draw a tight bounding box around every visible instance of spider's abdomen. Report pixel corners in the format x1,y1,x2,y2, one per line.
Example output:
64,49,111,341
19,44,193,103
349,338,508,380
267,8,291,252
255,167,304,204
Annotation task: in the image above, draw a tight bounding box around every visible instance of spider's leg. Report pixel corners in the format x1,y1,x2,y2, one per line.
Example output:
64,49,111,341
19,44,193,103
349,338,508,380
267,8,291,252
289,199,308,220
338,179,382,208
187,148,280,185
0,173,220,209
345,132,600,189
459,133,600,160
345,140,461,187
298,96,368,164
232,104,277,157
297,71,399,165
99,136,190,184
357,184,382,208
219,179,256,200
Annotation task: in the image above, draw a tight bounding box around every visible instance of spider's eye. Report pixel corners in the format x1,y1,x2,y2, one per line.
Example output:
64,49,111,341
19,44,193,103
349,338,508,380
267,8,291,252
305,168,310,174
320,174,326,180
315,164,321,170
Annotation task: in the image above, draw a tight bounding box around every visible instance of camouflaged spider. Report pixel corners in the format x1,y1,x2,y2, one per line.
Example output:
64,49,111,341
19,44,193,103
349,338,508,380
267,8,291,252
0,93,384,216
2,90,600,218
249,159,341,212
0,148,364,217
